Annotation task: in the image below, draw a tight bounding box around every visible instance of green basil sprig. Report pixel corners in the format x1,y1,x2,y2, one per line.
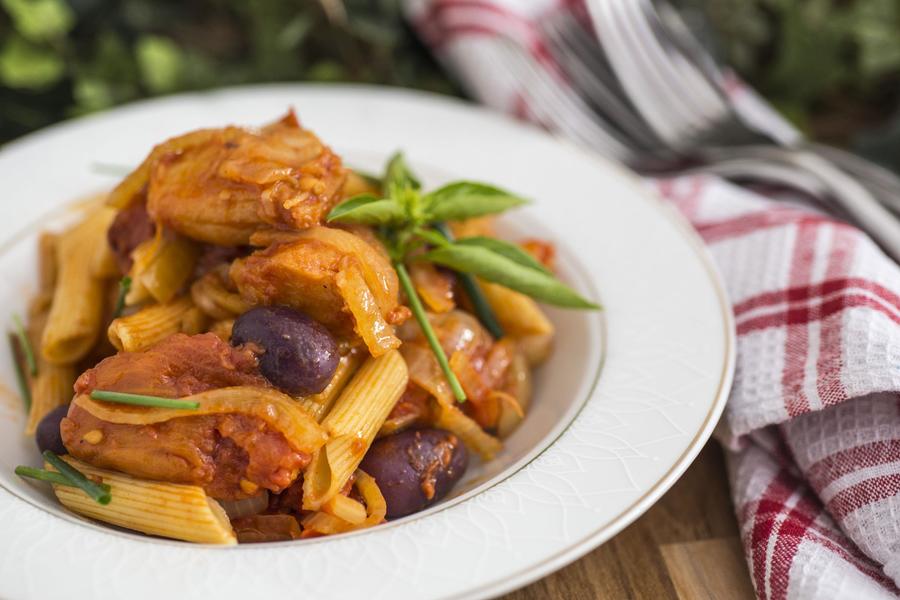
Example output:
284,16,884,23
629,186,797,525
328,153,601,401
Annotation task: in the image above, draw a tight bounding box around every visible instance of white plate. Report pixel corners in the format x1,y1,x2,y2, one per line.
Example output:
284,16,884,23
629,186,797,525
0,85,734,600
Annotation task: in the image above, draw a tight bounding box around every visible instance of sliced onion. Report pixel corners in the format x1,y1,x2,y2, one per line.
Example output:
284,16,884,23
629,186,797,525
219,491,269,519
73,386,328,454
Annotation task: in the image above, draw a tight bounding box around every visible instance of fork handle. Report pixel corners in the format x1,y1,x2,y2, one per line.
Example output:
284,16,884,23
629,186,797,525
791,151,900,263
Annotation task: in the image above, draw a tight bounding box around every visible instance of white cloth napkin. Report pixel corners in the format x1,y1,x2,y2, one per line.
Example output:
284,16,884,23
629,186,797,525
405,1,900,597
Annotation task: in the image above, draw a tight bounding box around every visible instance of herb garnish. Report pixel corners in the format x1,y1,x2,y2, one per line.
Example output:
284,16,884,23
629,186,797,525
91,390,200,410
433,222,504,339
112,276,132,319
15,464,113,498
41,451,112,505
11,314,36,377
328,153,600,402
8,333,31,411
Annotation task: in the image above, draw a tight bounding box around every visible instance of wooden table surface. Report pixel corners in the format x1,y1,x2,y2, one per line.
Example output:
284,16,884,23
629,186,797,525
503,441,756,600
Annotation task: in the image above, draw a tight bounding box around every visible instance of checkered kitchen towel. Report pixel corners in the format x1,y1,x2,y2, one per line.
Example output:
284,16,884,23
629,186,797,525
406,1,900,598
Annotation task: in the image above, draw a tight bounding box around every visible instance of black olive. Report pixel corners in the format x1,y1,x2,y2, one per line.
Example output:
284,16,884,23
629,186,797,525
232,306,339,395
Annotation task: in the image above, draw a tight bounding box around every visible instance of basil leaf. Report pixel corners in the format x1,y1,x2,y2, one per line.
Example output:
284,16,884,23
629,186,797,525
421,244,599,309
422,182,528,222
385,152,421,192
327,194,405,225
455,236,551,274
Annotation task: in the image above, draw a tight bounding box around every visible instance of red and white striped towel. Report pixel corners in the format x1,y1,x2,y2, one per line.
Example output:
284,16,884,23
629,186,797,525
406,1,900,598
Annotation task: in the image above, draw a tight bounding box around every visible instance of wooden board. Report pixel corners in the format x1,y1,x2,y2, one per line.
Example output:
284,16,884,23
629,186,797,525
503,442,755,599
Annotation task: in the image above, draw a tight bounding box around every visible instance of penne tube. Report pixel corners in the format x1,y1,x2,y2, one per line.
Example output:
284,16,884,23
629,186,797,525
296,352,363,422
479,280,554,366
479,280,554,337
25,362,75,435
108,296,200,352
301,470,386,534
37,232,58,295
41,207,116,365
90,236,120,279
302,350,407,510
130,234,199,305
49,456,236,545
322,493,367,525
190,268,251,320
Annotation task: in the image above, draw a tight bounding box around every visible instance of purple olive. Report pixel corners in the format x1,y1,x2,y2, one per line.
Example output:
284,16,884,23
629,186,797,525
232,306,339,396
360,428,468,519
36,404,69,455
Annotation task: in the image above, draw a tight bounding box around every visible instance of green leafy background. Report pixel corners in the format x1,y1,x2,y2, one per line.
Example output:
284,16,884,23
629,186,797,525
0,0,898,172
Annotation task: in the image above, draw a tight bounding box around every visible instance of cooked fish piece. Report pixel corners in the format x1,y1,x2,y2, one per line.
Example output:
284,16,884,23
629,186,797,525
230,226,410,356
60,333,319,500
109,111,347,246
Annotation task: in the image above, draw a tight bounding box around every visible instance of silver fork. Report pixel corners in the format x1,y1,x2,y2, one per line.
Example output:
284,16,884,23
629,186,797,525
587,0,900,261
541,9,662,152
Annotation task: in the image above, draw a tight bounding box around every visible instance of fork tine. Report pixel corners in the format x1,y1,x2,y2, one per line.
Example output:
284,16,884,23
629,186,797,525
542,11,662,149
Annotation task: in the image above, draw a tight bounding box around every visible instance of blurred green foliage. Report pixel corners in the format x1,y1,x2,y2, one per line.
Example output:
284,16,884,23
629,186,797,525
0,0,898,171
0,0,456,141
684,0,900,170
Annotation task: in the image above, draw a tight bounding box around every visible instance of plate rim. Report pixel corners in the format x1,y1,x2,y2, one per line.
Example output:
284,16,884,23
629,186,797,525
0,83,735,599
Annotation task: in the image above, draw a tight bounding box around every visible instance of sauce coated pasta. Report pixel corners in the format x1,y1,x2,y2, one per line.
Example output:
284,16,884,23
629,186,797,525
12,111,597,544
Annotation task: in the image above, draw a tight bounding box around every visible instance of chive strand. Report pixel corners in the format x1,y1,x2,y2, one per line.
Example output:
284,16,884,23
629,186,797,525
42,451,112,505
111,276,132,319
90,389,200,409
11,314,37,376
15,465,73,486
395,262,467,403
8,334,31,411
433,223,505,339
15,465,111,494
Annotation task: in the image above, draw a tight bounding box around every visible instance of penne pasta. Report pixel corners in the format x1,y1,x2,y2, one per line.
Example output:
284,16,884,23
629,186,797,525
128,233,200,305
25,362,75,435
37,232,58,295
303,350,407,510
190,268,251,320
49,456,236,545
41,207,116,365
108,296,202,352
479,280,555,366
296,352,363,422
90,236,120,279
301,470,386,535
13,113,587,544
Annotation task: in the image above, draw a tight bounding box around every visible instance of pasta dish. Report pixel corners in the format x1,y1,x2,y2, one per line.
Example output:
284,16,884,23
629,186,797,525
11,111,598,544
